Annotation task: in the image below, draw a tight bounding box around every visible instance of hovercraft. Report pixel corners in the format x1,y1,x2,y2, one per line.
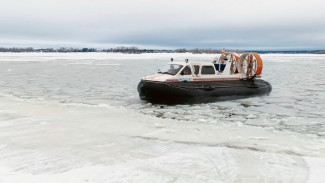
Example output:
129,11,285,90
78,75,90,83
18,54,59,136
137,52,272,104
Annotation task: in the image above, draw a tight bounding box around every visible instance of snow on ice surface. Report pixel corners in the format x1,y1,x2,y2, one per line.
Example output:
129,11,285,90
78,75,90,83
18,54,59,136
0,52,325,182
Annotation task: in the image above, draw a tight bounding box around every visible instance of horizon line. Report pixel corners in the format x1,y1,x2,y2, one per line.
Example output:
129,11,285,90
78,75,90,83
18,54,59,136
0,46,325,52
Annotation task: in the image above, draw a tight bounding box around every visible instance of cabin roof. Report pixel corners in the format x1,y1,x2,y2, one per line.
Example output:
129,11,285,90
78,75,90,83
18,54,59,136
168,61,214,66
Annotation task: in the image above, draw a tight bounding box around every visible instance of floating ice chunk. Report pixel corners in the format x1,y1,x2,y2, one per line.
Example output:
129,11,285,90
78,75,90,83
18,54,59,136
97,104,111,108
248,136,268,140
246,114,257,119
236,121,244,127
184,110,193,115
192,105,201,109
154,123,166,128
224,116,247,122
198,119,207,122
245,119,263,126
240,101,264,107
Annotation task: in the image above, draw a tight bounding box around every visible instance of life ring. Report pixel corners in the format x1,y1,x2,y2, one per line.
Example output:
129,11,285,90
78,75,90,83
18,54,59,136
237,52,263,78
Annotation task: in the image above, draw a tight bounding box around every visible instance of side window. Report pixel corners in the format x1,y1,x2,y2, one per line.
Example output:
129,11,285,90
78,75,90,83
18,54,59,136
193,65,200,75
181,66,192,75
201,66,215,75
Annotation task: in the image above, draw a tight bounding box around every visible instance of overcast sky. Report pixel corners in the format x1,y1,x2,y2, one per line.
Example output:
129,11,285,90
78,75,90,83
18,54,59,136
1,0,324,50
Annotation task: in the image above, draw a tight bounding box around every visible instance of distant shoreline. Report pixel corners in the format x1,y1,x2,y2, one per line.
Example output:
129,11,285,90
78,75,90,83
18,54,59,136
0,47,324,54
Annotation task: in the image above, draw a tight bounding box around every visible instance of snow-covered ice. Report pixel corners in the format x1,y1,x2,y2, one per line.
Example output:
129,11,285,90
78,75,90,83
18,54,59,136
0,53,325,182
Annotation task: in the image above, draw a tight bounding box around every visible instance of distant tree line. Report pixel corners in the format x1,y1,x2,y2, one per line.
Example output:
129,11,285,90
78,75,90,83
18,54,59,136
102,46,174,54
0,47,98,53
175,48,244,54
0,47,243,54
0,47,324,54
0,46,174,53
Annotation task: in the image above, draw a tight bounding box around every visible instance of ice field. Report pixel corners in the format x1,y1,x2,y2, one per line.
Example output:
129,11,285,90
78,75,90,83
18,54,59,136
0,53,325,182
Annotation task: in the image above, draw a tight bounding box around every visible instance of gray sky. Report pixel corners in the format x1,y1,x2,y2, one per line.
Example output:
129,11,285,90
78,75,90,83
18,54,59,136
1,0,324,49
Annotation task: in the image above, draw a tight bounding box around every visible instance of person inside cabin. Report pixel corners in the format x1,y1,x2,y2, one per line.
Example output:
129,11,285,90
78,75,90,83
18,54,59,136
167,65,174,74
217,55,228,72
181,66,191,75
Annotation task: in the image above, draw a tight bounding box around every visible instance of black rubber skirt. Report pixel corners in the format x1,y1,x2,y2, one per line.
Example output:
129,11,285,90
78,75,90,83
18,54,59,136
137,79,272,104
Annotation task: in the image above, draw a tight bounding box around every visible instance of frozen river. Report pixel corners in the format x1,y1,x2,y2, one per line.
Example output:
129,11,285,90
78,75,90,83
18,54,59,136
0,53,325,182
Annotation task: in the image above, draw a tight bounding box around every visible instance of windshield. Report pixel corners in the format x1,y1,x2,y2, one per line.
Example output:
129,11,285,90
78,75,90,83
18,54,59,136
158,64,183,75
